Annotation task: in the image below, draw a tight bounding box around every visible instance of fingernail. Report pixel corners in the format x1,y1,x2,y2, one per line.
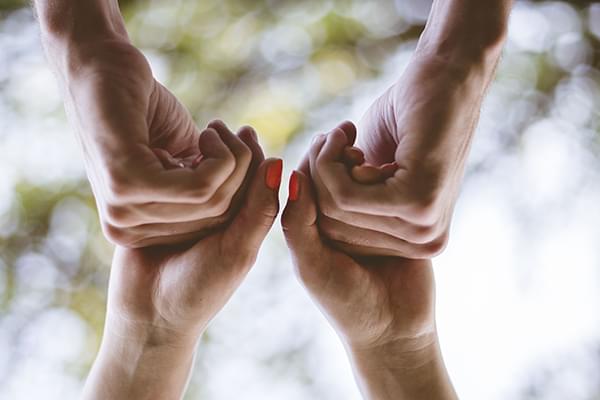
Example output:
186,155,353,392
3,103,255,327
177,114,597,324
266,159,283,190
289,171,300,201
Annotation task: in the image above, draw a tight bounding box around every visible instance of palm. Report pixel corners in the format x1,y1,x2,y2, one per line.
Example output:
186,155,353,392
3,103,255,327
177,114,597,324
313,250,435,347
107,234,239,337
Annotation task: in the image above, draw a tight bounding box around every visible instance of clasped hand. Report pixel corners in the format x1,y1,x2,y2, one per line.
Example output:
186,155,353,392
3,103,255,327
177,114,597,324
34,0,511,398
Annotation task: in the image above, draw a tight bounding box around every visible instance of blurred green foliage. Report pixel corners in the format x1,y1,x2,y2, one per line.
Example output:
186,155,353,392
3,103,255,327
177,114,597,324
1,0,600,399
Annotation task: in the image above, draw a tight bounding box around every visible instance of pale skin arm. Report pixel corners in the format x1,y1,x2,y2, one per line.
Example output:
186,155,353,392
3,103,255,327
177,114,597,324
282,170,457,400
82,149,284,400
33,0,256,248
308,0,514,259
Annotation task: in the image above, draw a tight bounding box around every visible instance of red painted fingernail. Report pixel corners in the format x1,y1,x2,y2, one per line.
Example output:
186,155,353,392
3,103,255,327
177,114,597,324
266,159,283,190
289,171,300,201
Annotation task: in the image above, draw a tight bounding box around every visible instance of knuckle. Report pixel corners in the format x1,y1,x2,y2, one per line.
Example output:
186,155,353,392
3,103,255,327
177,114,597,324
319,200,341,220
101,222,132,247
239,142,252,162
103,204,132,227
410,223,439,245
207,192,233,217
318,217,347,244
190,184,217,204
423,231,450,258
406,197,441,226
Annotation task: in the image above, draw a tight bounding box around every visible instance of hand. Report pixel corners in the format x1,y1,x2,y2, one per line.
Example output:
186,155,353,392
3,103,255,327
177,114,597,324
282,171,457,400
35,0,256,248
303,0,512,259
83,158,283,400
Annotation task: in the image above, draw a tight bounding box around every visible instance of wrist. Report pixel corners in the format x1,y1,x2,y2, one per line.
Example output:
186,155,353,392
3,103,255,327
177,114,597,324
35,0,122,43
83,320,200,400
35,0,127,76
346,332,457,400
417,0,511,68
347,331,440,374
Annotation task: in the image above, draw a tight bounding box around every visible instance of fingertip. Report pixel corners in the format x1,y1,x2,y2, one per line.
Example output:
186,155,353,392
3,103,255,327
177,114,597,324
336,120,357,145
265,158,284,191
199,127,220,141
207,119,228,132
282,170,315,227
343,146,365,166
238,127,265,164
288,170,300,202
238,125,258,142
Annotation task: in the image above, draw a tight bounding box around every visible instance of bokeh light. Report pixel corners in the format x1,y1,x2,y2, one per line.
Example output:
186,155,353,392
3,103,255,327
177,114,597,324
1,1,600,399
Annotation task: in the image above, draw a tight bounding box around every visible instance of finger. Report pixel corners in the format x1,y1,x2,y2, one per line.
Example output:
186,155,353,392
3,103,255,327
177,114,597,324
237,126,265,167
343,146,365,166
351,164,385,184
127,231,206,249
105,126,265,227
203,119,253,206
102,220,210,249
313,130,418,220
282,170,330,271
318,215,447,259
308,131,441,244
219,125,265,217
134,128,236,204
281,171,365,290
221,158,283,266
335,120,357,145
152,148,187,169
380,162,399,178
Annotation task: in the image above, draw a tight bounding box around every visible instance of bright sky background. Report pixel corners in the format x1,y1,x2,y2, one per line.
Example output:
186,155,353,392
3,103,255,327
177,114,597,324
1,2,600,399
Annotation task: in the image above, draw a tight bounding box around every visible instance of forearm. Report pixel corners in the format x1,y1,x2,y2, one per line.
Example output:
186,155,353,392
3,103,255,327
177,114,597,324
82,320,200,400
34,0,123,42
346,332,457,400
389,0,513,190
418,0,513,65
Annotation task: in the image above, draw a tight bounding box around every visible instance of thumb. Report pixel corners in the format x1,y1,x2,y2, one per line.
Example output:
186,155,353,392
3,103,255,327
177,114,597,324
281,170,332,285
222,158,282,263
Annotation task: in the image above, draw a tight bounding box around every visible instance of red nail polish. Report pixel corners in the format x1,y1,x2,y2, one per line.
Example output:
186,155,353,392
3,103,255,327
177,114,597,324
266,159,283,190
289,171,300,201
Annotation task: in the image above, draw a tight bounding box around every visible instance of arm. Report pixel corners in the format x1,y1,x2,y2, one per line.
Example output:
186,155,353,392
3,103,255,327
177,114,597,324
282,164,456,400
347,335,457,400
82,152,283,400
34,0,254,248
308,0,513,259
82,326,198,400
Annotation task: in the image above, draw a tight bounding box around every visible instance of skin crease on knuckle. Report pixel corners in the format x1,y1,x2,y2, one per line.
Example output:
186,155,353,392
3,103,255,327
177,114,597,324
103,204,137,228
101,221,136,248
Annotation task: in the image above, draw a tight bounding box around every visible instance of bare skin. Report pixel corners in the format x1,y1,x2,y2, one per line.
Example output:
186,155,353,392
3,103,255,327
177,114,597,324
304,0,514,259
33,1,514,399
282,170,457,400
35,0,257,248
83,158,283,400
